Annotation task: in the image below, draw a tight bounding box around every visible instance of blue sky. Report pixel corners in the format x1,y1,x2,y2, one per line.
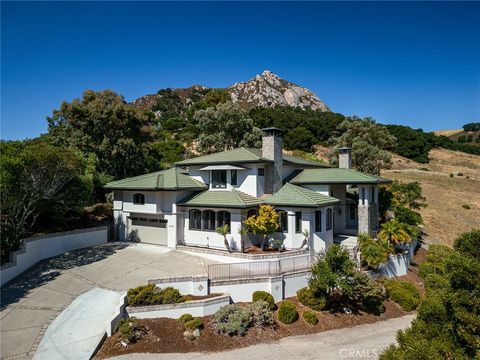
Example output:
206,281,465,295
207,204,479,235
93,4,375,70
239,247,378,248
1,1,479,140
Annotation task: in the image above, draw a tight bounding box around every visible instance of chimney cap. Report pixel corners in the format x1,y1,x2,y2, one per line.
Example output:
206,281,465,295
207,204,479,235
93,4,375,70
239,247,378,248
261,127,283,137
339,146,352,153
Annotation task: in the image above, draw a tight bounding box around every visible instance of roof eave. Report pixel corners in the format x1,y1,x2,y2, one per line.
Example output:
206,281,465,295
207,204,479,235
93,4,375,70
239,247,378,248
175,159,273,167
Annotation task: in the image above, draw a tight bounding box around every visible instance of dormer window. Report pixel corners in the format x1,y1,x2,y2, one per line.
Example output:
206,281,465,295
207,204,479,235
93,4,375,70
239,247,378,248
133,193,145,205
212,170,227,189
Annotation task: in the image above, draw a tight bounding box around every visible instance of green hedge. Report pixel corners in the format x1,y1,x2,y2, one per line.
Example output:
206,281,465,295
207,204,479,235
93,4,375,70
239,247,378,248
297,287,326,311
127,285,185,307
302,310,318,325
252,291,275,310
384,280,420,311
278,301,299,324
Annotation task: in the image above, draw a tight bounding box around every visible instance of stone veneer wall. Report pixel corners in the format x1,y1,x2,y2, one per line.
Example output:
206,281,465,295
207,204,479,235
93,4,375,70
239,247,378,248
262,134,283,193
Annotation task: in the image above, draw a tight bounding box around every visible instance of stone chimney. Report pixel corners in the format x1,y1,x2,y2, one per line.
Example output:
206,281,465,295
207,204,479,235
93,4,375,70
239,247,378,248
338,147,352,169
262,127,283,194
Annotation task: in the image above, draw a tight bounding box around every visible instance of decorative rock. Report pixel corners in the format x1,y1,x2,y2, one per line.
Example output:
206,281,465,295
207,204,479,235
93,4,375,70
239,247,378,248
183,330,196,341
120,341,128,347
192,328,201,338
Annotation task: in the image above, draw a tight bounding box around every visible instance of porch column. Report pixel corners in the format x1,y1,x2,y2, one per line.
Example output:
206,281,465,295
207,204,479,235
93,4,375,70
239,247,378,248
357,185,372,236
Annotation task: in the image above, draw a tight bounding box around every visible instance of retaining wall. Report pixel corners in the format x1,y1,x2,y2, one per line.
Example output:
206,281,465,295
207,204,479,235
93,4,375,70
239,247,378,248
126,295,231,319
1,227,108,286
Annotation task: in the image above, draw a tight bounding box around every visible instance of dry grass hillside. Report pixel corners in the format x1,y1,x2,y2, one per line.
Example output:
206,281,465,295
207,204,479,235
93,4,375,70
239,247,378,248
384,149,480,247
313,145,479,247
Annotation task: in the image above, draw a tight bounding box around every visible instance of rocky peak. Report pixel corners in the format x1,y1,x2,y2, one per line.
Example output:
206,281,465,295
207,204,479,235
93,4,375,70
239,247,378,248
229,70,330,111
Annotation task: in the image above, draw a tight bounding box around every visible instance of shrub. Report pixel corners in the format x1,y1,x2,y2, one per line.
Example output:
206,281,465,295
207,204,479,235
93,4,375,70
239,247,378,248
116,317,140,343
248,300,274,327
449,173,454,177
210,304,252,336
278,301,299,324
185,318,203,331
454,229,480,258
179,313,193,324
462,204,470,210
297,287,326,311
393,206,423,226
362,296,386,315
418,245,454,280
302,310,318,325
127,285,185,306
252,291,275,310
384,280,420,311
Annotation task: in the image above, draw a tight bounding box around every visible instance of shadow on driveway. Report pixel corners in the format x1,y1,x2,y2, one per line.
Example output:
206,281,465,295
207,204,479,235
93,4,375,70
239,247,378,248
1,244,128,310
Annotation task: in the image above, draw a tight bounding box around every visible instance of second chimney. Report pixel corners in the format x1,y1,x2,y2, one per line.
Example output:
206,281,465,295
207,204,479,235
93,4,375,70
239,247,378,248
262,127,283,193
338,147,352,169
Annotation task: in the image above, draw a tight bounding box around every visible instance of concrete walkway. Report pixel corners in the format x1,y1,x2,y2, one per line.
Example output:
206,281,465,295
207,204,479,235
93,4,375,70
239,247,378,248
1,243,217,360
110,314,415,360
33,288,122,360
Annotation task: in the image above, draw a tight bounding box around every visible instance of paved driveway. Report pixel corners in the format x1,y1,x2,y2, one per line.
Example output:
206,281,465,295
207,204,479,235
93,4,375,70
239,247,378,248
0,243,217,360
110,314,415,360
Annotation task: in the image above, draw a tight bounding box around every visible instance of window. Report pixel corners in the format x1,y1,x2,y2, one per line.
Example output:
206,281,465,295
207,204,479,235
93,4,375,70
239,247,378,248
315,210,322,232
133,193,145,205
371,187,375,204
202,210,216,231
349,204,356,220
189,209,201,230
247,209,257,218
258,168,265,176
217,211,231,231
361,188,365,205
326,208,333,231
212,170,227,188
295,211,302,233
278,211,288,232
231,170,237,186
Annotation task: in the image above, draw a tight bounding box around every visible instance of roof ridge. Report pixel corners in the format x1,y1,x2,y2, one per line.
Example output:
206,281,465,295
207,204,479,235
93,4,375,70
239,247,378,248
106,168,172,185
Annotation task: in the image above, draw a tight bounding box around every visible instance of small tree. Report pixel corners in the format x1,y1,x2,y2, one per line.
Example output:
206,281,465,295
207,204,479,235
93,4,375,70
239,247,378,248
216,224,231,253
238,227,248,253
358,234,392,269
243,205,279,250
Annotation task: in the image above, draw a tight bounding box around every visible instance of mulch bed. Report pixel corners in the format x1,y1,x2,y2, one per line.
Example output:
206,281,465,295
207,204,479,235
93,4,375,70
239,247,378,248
184,293,223,301
94,299,407,359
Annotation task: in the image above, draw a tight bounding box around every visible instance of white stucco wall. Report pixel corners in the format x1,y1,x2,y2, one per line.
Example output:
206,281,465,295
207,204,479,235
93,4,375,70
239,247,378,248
182,208,243,250
303,184,331,196
126,295,231,319
1,227,108,286
148,276,209,296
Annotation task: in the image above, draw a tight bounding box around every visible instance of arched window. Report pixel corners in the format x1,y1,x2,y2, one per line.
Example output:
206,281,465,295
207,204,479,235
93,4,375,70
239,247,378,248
189,209,201,230
247,209,257,219
278,211,288,232
217,211,231,232
133,193,145,205
326,208,333,231
203,210,216,231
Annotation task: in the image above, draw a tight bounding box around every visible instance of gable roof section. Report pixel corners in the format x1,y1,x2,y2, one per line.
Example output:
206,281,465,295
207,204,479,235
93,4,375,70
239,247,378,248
104,168,207,191
290,168,391,185
175,148,270,166
177,189,264,208
266,183,339,207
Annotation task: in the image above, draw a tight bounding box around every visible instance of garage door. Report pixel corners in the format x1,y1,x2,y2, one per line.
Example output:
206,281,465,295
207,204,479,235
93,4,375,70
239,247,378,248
130,216,168,246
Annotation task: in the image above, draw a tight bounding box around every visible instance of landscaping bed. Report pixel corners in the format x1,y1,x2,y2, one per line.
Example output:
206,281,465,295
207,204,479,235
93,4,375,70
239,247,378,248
94,299,407,359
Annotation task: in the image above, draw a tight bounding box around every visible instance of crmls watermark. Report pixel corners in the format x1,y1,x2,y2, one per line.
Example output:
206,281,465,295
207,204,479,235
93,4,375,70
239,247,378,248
339,348,379,358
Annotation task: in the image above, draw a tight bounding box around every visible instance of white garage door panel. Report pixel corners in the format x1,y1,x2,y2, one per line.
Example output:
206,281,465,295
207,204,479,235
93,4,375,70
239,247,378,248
130,217,168,246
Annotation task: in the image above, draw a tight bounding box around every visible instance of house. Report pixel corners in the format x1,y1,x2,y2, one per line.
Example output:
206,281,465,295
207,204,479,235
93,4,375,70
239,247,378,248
105,128,391,253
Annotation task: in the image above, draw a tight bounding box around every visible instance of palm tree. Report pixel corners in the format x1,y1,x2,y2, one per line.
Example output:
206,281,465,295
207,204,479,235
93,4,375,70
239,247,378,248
378,220,411,245
216,224,231,253
238,227,248,253
358,234,393,269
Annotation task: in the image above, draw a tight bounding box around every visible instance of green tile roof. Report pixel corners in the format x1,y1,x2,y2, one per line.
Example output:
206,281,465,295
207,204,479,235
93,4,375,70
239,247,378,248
266,183,339,208
290,168,391,185
104,168,207,190
178,189,264,208
283,154,330,168
176,147,328,168
175,148,270,166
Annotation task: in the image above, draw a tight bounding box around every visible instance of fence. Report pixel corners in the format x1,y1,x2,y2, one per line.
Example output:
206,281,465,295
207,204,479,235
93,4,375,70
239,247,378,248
208,255,311,280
